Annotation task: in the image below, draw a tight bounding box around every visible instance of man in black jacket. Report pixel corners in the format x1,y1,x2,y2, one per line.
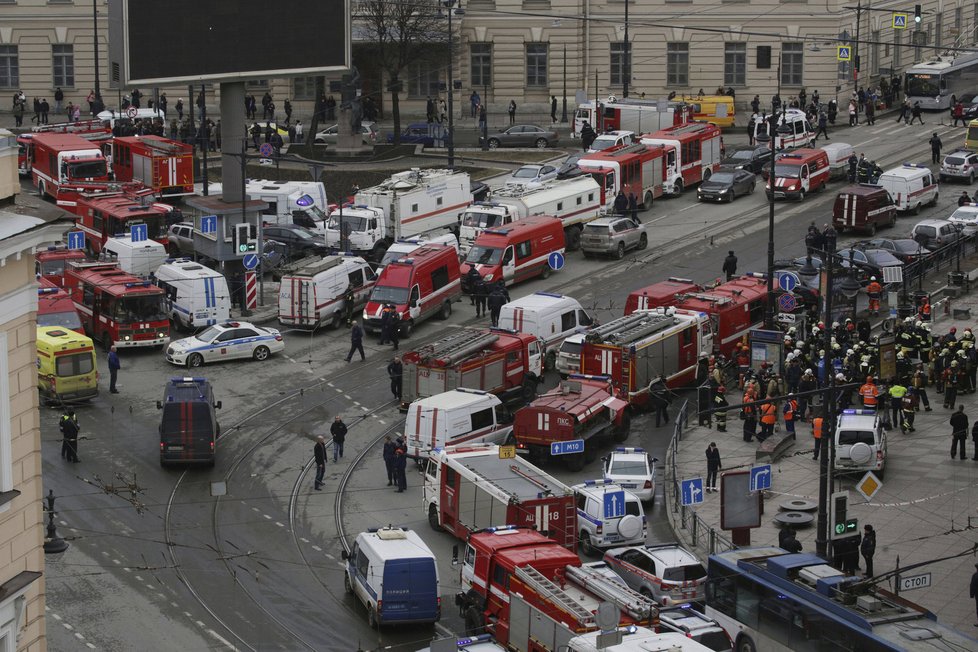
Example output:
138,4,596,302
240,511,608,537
394,447,408,492
382,436,397,486
313,436,327,490
722,251,738,281
705,442,721,492
951,405,969,460
388,356,403,401
345,321,365,362
331,416,348,462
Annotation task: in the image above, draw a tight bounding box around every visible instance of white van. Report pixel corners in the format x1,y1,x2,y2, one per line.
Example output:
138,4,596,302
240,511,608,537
378,233,460,269
876,163,939,213
754,109,814,150
209,180,330,232
97,107,165,129
340,526,440,628
278,254,376,329
100,236,168,277
404,388,513,459
154,259,231,330
497,292,594,370
819,142,855,181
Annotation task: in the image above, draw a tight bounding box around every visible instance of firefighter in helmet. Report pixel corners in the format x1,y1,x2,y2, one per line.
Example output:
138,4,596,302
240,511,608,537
866,276,882,316
713,385,729,432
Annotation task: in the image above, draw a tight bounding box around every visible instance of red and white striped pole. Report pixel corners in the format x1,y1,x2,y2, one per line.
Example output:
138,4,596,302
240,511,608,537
244,271,257,310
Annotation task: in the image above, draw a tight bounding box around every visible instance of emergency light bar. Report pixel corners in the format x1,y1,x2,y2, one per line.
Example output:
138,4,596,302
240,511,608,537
903,163,927,169
534,291,564,298
37,288,59,295
583,479,614,486
615,447,646,453
842,409,876,415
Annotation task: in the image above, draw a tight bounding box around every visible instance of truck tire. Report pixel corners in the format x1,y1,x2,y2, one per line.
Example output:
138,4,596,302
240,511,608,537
544,349,556,371
565,227,582,251
736,635,758,652
428,504,443,531
866,222,877,236
401,321,413,338
612,411,631,442
643,191,654,211
565,452,586,472
464,606,485,635
521,379,536,403
438,301,452,320
540,264,552,280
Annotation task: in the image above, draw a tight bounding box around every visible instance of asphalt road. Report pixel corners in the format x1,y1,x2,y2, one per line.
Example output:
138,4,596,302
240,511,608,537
41,117,970,651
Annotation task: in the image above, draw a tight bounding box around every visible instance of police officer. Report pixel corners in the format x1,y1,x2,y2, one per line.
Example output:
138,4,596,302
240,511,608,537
722,251,738,281
929,132,943,164
847,152,858,183
474,275,487,318
387,305,400,351
382,435,397,486
387,356,403,401
649,378,671,427
488,286,506,327
343,285,356,325
59,409,78,460
379,304,392,345
62,409,80,463
394,447,408,492
465,266,481,305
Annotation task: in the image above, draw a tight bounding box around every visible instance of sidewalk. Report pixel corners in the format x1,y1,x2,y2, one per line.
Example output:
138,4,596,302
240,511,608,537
665,259,978,633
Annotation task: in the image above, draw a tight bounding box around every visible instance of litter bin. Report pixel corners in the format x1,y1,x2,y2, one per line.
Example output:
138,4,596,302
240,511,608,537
949,271,965,287
897,304,915,319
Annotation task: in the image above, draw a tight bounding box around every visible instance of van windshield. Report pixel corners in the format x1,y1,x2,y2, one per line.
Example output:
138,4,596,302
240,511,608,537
461,211,501,229
465,246,503,266
839,429,875,445
161,403,214,437
327,215,369,232
774,164,802,178
370,285,409,305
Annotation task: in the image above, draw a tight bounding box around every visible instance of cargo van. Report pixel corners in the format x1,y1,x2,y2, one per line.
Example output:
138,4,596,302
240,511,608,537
156,376,222,467
377,233,460,269
100,235,168,277
832,184,897,235
37,279,84,333
876,163,939,213
363,243,461,337
498,292,594,370
341,526,440,628
460,215,565,289
154,260,232,330
766,148,830,201
404,388,513,459
819,142,855,181
278,255,376,329
36,326,98,404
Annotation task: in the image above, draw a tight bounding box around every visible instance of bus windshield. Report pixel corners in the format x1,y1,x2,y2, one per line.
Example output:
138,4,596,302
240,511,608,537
107,295,167,322
907,73,941,98
67,159,107,179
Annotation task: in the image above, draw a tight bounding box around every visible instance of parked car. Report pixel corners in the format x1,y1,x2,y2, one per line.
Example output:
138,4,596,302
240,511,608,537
835,247,906,279
262,225,329,259
947,205,978,236
504,163,558,186
720,145,772,174
910,218,964,250
940,149,978,183
603,544,708,605
581,216,649,259
386,122,436,146
480,124,559,149
857,238,930,263
602,447,657,502
696,169,756,202
166,222,195,256
586,130,636,153
165,321,285,368
314,122,377,145
962,93,978,120
557,153,585,179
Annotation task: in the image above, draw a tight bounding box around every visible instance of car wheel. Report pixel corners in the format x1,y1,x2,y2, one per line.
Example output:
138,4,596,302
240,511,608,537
253,345,270,361
749,182,756,194
638,234,648,250
867,223,877,236
367,605,379,629
613,410,631,442
487,139,500,149
736,635,758,652
540,264,552,280
728,190,736,203
931,192,939,206
428,504,443,531
187,353,204,368
913,202,921,215
615,242,626,259
889,213,897,227
643,191,654,211
535,138,548,148
438,301,451,320
579,530,597,556
344,573,353,594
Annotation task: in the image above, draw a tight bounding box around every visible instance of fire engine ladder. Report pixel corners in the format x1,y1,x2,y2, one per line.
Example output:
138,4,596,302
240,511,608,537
514,566,595,628
296,277,311,326
675,292,732,306
564,565,657,622
420,329,499,365
584,312,657,344
605,313,677,346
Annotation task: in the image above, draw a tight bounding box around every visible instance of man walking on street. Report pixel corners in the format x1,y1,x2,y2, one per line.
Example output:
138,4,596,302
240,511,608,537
62,409,80,463
108,345,121,393
551,95,558,124
394,447,408,492
59,409,78,460
910,101,924,125
722,251,738,281
388,356,403,401
345,320,365,362
861,524,876,577
705,442,721,492
812,411,824,460
930,132,943,164
488,287,506,327
331,416,348,462
313,436,327,490
815,109,830,141
382,435,397,486
951,404,969,459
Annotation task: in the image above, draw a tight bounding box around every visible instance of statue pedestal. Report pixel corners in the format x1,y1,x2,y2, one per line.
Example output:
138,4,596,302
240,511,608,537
333,108,373,156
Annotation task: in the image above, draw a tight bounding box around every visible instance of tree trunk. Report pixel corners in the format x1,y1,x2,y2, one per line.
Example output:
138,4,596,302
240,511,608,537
390,78,402,145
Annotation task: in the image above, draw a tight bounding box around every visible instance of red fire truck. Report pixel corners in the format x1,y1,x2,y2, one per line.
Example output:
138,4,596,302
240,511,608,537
512,375,631,470
577,143,671,211
625,275,768,357
63,262,170,349
74,192,178,255
18,120,112,177
579,308,713,405
110,135,194,197
573,97,688,137
401,327,544,408
640,122,723,195
37,278,84,334
36,245,88,287
30,133,111,208
422,446,577,550
455,526,659,650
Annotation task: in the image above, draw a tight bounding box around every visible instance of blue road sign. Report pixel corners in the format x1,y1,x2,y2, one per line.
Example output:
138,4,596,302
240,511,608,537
550,439,585,456
548,251,565,271
750,464,772,492
242,253,260,270
893,13,907,28
603,490,627,519
777,293,797,312
837,46,852,62
200,215,217,234
66,231,85,250
776,272,797,292
259,143,274,157
130,223,148,242
681,478,704,506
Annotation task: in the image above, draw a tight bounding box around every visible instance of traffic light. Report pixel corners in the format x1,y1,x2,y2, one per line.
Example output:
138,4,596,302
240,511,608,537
914,4,922,24
233,222,256,254
830,491,859,539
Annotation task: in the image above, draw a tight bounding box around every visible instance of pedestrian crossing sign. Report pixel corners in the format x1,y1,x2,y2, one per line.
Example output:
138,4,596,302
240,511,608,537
837,46,852,61
893,13,908,29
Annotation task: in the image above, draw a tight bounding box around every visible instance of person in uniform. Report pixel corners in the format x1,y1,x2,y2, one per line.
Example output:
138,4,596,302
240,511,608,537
713,386,729,432
387,356,403,401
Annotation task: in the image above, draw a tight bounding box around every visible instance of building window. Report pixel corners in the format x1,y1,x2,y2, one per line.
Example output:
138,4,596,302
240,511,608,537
526,43,548,86
471,43,492,88
246,79,269,89
293,76,322,101
781,42,804,86
667,43,689,87
407,62,440,97
0,46,17,89
724,43,746,86
610,42,631,87
52,44,74,88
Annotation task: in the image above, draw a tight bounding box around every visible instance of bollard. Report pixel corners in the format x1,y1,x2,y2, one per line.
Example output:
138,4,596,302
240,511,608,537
43,489,69,554
691,515,698,547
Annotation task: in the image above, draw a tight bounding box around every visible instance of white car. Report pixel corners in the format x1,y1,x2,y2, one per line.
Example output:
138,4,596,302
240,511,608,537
504,163,558,186
586,130,636,153
314,122,377,145
572,480,647,556
603,544,707,606
602,447,658,502
948,205,978,236
165,321,284,368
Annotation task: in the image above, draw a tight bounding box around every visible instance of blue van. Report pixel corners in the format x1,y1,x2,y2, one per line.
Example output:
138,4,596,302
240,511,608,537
342,526,440,628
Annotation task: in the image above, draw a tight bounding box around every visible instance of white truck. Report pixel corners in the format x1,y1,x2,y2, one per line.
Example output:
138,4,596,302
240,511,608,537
209,179,330,233
458,176,602,253
323,168,472,262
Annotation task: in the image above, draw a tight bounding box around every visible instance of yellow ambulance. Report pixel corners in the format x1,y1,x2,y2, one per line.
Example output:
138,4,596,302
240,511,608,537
36,326,98,403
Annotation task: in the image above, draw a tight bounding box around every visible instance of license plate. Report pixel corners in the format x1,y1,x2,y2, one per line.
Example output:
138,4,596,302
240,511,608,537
621,484,637,488
168,445,184,451
775,192,786,198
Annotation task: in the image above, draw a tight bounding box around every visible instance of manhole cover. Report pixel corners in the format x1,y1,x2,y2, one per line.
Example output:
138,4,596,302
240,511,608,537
780,499,817,512
774,511,815,526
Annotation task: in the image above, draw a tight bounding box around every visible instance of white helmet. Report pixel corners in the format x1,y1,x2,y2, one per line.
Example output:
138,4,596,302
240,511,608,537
870,276,876,281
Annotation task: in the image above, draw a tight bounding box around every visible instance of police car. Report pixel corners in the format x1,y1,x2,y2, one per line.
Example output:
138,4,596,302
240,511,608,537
165,321,285,367
602,447,658,502
572,479,646,557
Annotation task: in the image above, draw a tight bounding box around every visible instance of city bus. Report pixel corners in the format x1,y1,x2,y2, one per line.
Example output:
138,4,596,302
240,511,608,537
705,546,978,652
905,52,978,111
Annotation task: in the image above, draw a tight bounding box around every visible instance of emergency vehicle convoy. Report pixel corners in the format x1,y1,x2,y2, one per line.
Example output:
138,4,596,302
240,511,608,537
400,327,543,408
63,261,170,350
324,168,472,262
512,375,631,470
30,132,111,207
573,96,688,137
460,216,566,289
457,176,602,252
108,135,194,197
423,446,576,549
639,122,723,195
17,119,111,177
577,143,669,212
625,275,768,357
454,526,659,650
766,148,831,201
73,191,176,255
579,308,712,405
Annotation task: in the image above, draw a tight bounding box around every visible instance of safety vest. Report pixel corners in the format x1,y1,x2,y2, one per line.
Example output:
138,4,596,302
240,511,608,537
783,399,797,421
866,282,882,298
742,394,754,414
760,403,777,425
812,417,823,439
889,385,908,400
859,383,878,406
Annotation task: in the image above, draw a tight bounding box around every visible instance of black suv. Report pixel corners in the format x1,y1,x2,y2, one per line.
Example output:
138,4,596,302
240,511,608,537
157,377,222,467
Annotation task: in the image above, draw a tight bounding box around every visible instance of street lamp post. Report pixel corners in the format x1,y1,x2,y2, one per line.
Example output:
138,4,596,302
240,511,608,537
92,0,103,114
444,0,463,170
765,65,783,328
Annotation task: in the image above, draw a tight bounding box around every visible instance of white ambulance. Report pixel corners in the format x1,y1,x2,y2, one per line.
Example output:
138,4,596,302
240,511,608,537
876,163,940,213
278,254,376,329
404,388,513,460
497,292,594,370
154,259,231,330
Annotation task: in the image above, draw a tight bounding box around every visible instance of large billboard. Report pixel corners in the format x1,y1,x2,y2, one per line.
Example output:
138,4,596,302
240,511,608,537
108,0,351,86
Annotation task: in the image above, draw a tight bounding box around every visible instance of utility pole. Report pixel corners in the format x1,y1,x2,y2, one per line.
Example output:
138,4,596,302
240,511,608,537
92,0,103,113
561,44,568,123
854,2,862,88
623,0,630,98
445,0,460,170
765,64,781,329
